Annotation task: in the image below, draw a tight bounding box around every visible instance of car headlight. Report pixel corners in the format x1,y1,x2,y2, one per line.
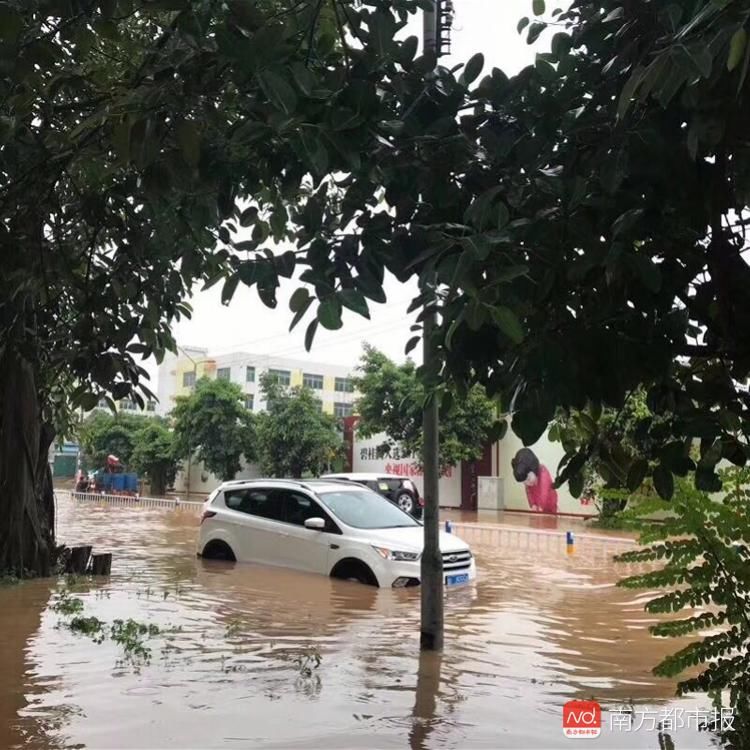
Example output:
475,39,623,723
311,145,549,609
372,546,421,562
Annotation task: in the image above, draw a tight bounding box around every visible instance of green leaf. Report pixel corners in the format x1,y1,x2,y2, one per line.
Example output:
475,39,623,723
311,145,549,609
569,471,584,498
289,293,314,331
461,235,491,260
653,465,674,500
617,65,645,119
517,17,530,34
299,130,328,175
632,255,662,293
340,289,370,318
258,70,297,115
175,120,200,166
492,306,525,343
532,0,545,16
460,53,484,85
240,206,258,227
728,28,747,72
465,300,486,331
405,335,420,355
492,264,529,284
318,298,343,330
0,5,23,41
289,287,311,313
77,392,100,411
290,62,316,96
602,7,624,23
221,274,240,305
527,21,547,44
684,42,713,79
496,201,510,228
304,319,319,351
627,459,648,491
464,186,503,230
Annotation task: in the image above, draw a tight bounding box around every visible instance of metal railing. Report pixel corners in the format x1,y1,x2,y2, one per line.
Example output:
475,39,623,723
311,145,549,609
58,489,204,510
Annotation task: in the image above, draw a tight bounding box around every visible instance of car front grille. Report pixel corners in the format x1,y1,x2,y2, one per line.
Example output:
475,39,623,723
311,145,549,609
441,550,472,571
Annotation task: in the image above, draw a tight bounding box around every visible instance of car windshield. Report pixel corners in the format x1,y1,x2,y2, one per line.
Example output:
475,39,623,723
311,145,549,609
318,489,419,529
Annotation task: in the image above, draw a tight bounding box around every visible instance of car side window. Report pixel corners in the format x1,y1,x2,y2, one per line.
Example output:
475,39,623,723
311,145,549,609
277,490,341,534
225,488,284,522
278,491,321,525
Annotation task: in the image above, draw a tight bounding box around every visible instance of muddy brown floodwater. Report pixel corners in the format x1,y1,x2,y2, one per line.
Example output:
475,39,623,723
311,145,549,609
0,495,720,750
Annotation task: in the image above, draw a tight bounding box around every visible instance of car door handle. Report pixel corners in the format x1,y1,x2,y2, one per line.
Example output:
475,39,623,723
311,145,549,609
330,543,340,550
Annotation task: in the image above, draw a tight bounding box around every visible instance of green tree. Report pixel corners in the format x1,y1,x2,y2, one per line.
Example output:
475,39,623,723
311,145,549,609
0,0,431,575
78,410,147,469
617,468,750,747
354,345,501,472
256,373,342,478
243,0,750,505
172,378,255,481
549,390,678,518
130,421,180,497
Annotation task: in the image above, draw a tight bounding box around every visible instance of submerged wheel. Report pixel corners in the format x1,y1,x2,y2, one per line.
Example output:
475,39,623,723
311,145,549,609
330,559,379,587
201,540,236,562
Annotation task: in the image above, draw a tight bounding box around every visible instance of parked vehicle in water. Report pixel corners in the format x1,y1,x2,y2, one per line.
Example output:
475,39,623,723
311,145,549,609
198,479,475,588
320,472,423,519
74,455,139,496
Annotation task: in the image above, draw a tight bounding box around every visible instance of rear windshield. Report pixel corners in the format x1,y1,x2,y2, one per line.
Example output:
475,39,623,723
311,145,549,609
318,489,418,529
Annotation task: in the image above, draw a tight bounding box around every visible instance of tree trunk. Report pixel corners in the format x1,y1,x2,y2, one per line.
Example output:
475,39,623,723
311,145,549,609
150,469,166,497
0,347,56,577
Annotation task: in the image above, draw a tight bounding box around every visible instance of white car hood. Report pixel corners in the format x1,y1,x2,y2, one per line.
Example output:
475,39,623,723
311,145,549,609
364,526,469,554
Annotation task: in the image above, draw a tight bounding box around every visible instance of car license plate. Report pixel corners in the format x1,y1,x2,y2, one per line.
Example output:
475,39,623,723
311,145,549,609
445,573,469,586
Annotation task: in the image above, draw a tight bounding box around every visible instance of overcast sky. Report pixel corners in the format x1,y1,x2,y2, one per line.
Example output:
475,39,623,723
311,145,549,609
152,1,547,385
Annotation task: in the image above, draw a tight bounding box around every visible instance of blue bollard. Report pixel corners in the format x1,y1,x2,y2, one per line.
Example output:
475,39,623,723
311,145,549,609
445,520,453,533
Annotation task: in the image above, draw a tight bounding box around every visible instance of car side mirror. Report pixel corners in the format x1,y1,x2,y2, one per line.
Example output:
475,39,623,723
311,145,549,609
304,517,326,530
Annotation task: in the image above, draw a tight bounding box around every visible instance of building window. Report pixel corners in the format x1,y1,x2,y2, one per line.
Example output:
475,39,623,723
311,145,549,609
268,369,291,386
245,394,254,410
334,402,354,418
217,367,231,381
146,401,156,412
303,373,324,390
335,377,354,393
183,371,196,388
120,400,137,411
246,366,256,383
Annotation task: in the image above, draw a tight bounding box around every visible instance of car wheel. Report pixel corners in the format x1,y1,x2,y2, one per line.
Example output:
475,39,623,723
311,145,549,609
396,491,414,514
331,559,379,587
201,540,236,562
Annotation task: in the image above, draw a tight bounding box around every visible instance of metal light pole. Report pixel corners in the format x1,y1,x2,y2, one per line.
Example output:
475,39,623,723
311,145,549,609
177,346,205,498
420,0,453,652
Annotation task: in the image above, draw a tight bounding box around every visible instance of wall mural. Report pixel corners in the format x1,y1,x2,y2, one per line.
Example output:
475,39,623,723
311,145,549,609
511,448,559,515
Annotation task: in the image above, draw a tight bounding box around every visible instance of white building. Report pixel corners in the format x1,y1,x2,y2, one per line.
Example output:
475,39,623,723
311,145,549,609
155,346,358,418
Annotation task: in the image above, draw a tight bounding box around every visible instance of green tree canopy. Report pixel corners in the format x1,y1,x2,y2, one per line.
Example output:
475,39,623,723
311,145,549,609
172,377,255,481
353,345,501,472
78,410,148,468
256,373,342,478
130,420,180,497
0,0,434,574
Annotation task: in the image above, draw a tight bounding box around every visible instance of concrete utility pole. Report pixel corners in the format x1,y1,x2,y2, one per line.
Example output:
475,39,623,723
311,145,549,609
420,0,453,653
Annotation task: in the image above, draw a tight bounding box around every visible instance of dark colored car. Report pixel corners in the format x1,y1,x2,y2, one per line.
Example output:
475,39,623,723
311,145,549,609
321,473,423,519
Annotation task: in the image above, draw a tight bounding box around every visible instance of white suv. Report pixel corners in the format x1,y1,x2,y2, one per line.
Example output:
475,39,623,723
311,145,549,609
197,479,476,588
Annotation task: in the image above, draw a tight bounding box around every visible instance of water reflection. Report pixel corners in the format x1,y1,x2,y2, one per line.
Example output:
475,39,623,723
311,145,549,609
409,651,442,750
0,495,718,749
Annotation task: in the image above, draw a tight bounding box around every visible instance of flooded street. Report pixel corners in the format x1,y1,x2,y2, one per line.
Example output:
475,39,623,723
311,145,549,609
0,495,717,749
